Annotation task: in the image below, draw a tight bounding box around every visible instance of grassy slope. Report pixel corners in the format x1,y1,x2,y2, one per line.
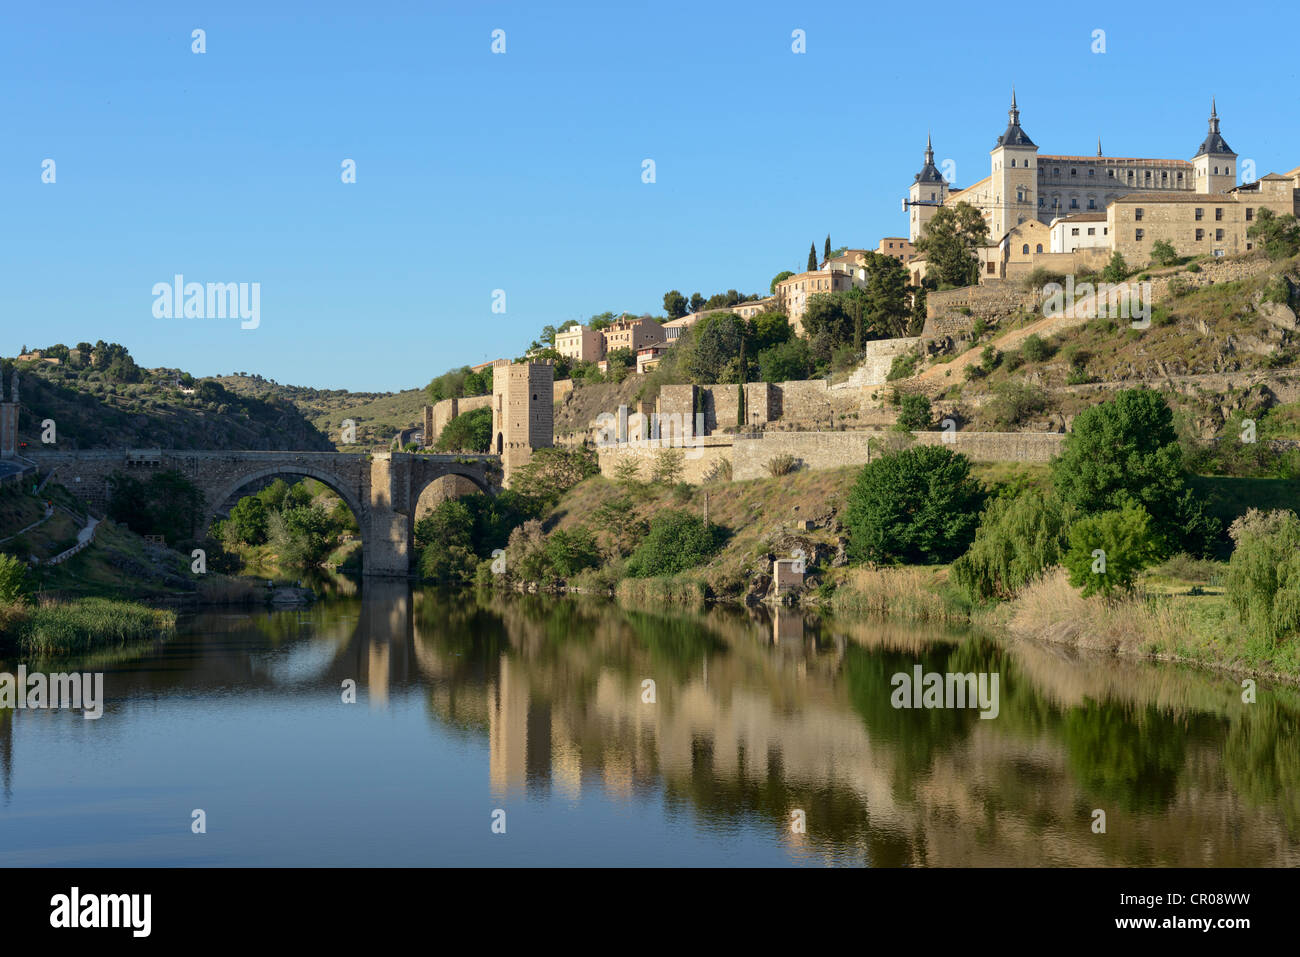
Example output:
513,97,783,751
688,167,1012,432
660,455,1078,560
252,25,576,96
214,375,431,449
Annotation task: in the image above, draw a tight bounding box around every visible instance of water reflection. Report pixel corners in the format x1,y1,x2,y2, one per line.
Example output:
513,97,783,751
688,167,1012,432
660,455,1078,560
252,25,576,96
1,584,1298,866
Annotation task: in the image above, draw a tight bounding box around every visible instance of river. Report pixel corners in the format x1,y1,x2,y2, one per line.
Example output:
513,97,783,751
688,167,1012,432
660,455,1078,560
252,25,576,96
2,582,1298,866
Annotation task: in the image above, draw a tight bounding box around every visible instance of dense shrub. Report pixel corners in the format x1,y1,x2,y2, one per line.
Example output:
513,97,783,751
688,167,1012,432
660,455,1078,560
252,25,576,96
767,453,799,476
895,393,932,431
951,488,1073,602
435,406,492,452
0,552,30,605
1062,502,1161,597
509,447,599,506
1020,333,1053,363
886,351,918,381
416,499,478,582
845,446,984,565
625,510,723,577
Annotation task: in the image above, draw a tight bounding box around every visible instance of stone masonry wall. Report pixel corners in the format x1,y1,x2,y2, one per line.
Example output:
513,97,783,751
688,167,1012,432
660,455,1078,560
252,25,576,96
731,430,1064,480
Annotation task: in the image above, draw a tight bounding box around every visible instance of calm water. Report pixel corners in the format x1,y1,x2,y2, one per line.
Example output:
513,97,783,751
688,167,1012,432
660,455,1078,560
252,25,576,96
2,582,1298,867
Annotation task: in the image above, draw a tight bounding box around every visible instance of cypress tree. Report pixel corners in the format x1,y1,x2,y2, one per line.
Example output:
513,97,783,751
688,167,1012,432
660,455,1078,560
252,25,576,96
807,243,817,272
824,235,831,262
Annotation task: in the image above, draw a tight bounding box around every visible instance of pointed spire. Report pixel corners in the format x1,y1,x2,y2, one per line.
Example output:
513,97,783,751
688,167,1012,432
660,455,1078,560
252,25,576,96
915,130,945,184
995,88,1035,149
1194,96,1234,157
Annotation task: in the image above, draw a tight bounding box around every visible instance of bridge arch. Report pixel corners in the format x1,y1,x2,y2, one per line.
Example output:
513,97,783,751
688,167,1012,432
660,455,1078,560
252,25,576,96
203,464,368,549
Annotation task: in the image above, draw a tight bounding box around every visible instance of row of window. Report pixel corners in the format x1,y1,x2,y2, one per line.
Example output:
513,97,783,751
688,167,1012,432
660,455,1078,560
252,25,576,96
1134,206,1248,221
1134,228,1227,241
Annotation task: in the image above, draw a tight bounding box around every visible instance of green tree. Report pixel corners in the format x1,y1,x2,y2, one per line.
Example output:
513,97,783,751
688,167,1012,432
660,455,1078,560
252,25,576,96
689,292,705,313
908,286,927,336
226,495,269,545
626,510,723,577
663,290,688,320
435,406,493,452
1150,239,1179,266
770,270,795,294
1050,388,1218,556
757,338,812,382
863,251,911,338
1248,208,1300,259
1101,251,1130,283
1063,502,1161,597
1223,508,1300,647
895,393,932,431
952,488,1073,602
824,235,831,262
509,447,599,507
846,446,985,564
415,499,478,582
0,553,30,605
913,202,989,287
542,526,602,578
808,242,818,272
685,312,745,383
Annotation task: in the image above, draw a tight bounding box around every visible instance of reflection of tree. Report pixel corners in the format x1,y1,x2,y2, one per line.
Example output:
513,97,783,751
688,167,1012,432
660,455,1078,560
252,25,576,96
620,609,726,679
1223,699,1300,837
842,642,984,798
1061,701,1192,813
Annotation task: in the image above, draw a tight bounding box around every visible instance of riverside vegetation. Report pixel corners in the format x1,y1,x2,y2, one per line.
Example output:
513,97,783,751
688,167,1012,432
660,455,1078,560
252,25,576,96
411,387,1300,680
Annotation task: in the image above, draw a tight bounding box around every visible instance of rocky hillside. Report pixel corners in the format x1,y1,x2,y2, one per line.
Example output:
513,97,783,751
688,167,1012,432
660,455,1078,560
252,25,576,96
9,360,334,451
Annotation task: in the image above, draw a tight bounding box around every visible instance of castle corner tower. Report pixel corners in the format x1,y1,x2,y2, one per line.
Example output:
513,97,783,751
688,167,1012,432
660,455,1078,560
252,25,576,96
989,89,1038,241
908,132,949,243
1193,98,1237,195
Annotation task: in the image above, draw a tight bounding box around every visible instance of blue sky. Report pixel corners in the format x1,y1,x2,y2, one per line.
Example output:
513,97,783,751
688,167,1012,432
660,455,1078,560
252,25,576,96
3,0,1297,391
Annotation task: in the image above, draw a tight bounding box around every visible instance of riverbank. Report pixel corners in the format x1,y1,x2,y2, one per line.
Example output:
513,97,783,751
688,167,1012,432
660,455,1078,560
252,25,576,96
481,465,1300,681
0,596,176,658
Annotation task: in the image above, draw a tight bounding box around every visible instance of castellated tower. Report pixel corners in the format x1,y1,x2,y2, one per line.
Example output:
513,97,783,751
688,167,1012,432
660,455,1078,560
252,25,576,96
989,89,1038,241
492,359,554,484
1193,99,1237,195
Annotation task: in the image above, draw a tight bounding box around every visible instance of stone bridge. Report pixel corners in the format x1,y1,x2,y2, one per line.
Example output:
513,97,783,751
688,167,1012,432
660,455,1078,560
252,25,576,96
23,450,502,576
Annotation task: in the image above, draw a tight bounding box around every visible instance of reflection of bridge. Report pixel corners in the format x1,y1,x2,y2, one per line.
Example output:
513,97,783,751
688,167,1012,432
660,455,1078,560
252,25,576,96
25,450,501,575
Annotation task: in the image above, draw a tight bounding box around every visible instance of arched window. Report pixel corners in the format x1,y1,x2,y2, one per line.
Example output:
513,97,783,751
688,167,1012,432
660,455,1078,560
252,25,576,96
1022,244,1029,254
1036,243,1043,253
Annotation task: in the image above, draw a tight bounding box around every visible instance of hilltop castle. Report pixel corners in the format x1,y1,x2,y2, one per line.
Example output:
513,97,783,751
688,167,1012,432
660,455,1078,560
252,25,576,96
904,92,1299,283
908,91,1240,243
